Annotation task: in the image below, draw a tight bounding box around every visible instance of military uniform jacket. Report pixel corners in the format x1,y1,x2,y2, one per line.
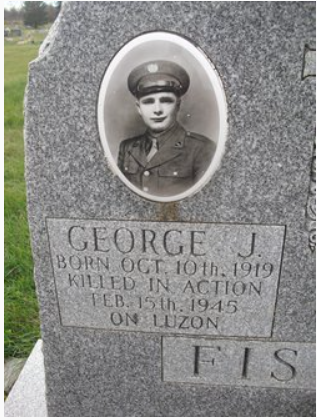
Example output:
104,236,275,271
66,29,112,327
118,123,216,196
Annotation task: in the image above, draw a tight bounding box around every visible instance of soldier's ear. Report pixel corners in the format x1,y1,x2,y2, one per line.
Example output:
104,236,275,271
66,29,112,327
135,100,141,115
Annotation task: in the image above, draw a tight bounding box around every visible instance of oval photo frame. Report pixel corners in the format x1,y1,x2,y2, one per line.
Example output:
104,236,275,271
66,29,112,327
98,31,227,202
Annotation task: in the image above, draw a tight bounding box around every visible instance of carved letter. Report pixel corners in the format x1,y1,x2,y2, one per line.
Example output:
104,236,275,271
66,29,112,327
190,231,206,256
114,228,134,253
193,345,221,376
142,229,159,254
68,226,87,251
163,230,183,255
241,347,250,378
271,348,297,382
238,233,256,258
93,227,110,252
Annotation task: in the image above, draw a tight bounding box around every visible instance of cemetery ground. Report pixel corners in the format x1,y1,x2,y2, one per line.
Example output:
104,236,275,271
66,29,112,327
4,32,47,364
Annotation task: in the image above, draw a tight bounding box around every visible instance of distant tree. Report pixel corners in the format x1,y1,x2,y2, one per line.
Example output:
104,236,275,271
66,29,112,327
23,2,48,28
4,7,24,22
46,4,57,22
45,2,62,23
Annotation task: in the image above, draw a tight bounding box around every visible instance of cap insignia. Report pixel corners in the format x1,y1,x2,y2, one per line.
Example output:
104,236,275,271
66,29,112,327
147,63,159,73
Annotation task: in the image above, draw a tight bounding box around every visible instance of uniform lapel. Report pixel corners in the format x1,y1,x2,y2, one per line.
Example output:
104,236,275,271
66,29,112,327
128,134,149,168
145,123,186,169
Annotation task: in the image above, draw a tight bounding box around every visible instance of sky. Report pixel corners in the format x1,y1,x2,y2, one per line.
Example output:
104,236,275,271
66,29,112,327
4,1,23,8
4,1,56,9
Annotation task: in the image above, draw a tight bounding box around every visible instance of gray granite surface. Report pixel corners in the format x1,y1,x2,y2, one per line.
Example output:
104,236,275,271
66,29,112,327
25,2,315,416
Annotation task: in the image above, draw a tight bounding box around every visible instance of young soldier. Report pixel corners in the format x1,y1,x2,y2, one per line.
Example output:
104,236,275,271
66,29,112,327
118,60,216,197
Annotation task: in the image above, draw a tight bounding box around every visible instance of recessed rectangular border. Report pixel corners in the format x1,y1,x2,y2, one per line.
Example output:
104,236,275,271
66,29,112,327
46,217,286,338
162,336,316,390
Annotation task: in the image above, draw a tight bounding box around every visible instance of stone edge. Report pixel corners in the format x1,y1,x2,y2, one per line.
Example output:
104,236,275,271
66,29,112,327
4,340,47,417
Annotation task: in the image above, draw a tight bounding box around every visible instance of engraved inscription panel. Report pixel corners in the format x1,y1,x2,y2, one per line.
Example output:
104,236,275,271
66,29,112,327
47,219,285,337
162,337,316,389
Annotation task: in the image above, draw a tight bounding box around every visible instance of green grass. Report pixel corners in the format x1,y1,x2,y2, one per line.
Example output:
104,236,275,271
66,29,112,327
4,34,48,358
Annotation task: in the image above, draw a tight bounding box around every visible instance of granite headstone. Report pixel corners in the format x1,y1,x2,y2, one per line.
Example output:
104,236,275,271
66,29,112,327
25,2,315,416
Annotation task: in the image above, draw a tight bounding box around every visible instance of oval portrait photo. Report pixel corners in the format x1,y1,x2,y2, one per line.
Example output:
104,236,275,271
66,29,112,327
98,31,227,202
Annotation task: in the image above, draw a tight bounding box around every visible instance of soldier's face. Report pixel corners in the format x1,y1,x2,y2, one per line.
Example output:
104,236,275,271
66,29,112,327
136,92,180,133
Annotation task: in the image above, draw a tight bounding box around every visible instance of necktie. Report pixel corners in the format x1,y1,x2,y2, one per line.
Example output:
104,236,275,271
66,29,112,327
146,138,158,162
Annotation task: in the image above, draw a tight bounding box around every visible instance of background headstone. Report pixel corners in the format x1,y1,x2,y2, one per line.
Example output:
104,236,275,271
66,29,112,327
25,2,315,416
4,358,26,394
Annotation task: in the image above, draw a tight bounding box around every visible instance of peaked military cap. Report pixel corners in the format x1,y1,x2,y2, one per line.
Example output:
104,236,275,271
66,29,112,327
128,60,190,98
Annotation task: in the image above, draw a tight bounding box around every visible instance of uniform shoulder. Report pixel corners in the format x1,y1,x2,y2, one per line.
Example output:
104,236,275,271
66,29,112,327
120,134,145,148
185,131,216,150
